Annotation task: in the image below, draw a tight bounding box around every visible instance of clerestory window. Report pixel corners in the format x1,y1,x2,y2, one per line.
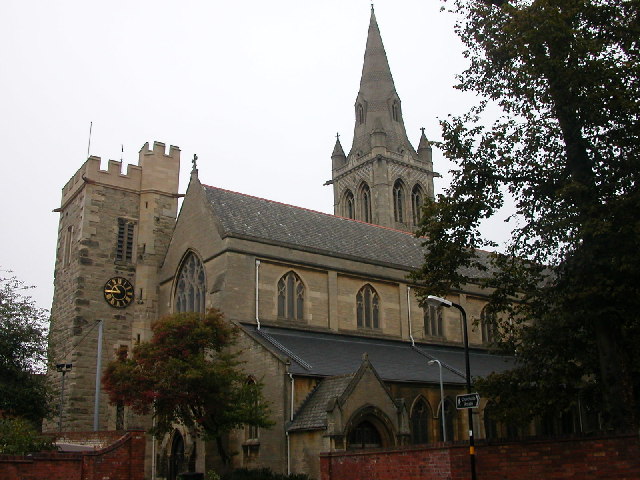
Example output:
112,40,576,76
356,284,380,329
277,271,305,321
175,252,206,313
480,306,497,344
424,304,443,337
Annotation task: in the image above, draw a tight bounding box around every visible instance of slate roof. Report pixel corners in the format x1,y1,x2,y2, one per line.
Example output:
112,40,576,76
243,325,514,386
202,184,492,276
287,374,354,432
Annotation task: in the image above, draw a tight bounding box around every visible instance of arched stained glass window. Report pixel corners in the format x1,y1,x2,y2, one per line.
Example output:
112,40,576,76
360,183,372,223
393,180,405,223
411,398,430,444
277,271,304,321
175,252,206,314
357,284,380,329
344,190,355,219
411,184,424,225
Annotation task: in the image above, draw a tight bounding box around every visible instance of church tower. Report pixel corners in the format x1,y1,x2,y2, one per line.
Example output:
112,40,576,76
46,142,180,432
331,7,437,231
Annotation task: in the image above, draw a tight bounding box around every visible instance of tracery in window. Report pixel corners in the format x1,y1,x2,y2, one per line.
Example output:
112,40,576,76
480,306,497,344
424,304,443,337
343,190,355,219
356,284,379,329
411,184,424,225
410,397,431,444
360,183,372,223
175,252,206,313
116,218,135,263
277,271,304,321
393,180,405,223
440,398,456,441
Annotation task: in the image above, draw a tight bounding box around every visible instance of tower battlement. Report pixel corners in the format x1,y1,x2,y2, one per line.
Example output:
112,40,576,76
60,141,180,209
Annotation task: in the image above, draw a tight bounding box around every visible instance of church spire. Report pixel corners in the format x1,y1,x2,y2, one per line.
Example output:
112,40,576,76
349,7,414,158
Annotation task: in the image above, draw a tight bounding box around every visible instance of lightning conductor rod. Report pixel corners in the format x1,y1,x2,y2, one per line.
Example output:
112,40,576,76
87,121,93,158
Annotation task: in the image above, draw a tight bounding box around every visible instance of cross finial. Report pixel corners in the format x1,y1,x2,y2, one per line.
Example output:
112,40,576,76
192,153,198,172
371,3,374,12
420,127,426,135
336,132,340,141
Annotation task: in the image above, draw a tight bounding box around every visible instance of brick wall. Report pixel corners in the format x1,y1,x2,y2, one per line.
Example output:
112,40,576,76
0,430,145,480
321,433,640,480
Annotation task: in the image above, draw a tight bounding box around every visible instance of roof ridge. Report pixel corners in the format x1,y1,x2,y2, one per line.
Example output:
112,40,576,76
201,183,421,238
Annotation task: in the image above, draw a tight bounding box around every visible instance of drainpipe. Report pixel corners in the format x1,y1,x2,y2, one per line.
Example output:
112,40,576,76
255,259,261,330
287,372,295,475
151,414,157,480
407,286,415,346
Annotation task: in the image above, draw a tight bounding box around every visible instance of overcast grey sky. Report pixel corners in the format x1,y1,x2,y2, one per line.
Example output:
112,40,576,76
0,1,509,310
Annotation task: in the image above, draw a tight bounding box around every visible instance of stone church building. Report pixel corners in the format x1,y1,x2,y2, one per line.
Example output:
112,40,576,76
47,9,513,479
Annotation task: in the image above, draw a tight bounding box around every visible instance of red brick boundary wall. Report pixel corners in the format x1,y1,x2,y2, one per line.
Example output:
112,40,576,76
320,433,640,480
0,430,145,480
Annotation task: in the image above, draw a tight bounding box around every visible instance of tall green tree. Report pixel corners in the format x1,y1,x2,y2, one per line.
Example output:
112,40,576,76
412,0,640,430
0,273,52,422
103,309,272,464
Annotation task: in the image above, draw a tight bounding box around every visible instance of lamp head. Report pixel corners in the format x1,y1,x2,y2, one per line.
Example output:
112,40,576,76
427,295,452,308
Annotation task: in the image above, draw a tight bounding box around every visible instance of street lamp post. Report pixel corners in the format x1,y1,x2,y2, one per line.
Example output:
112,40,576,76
427,295,477,480
56,363,73,432
427,359,447,442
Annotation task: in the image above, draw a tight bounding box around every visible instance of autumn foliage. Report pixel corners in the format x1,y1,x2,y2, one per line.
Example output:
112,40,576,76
103,309,271,462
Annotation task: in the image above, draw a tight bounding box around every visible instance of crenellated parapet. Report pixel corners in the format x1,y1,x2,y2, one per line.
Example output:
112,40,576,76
59,141,180,209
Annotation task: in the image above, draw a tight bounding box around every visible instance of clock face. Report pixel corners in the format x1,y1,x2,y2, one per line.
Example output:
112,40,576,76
103,277,134,308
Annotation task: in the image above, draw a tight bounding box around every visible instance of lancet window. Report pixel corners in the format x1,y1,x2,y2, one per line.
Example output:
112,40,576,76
411,184,424,225
357,284,380,329
424,304,443,337
393,180,405,223
344,190,355,219
360,183,372,223
277,271,305,321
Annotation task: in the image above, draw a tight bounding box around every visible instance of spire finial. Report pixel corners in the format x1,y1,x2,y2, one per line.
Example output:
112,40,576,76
192,153,198,172
420,127,426,135
371,3,374,12
336,132,340,141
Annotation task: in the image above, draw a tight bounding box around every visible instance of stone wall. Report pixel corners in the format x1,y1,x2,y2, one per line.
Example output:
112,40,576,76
320,433,640,480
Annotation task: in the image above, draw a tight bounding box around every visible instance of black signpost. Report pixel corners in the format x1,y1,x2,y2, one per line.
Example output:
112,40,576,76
456,393,480,410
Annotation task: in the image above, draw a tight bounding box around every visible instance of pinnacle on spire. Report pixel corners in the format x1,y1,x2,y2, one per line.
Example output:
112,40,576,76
417,128,431,151
331,133,347,170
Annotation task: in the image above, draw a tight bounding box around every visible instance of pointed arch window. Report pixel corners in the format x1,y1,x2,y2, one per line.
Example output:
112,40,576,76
347,420,382,449
356,284,380,329
481,306,497,344
392,100,400,122
411,184,424,225
175,252,206,313
441,398,456,441
277,271,304,321
410,398,431,444
360,183,372,223
424,304,443,337
343,190,355,219
357,104,365,125
393,180,405,223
